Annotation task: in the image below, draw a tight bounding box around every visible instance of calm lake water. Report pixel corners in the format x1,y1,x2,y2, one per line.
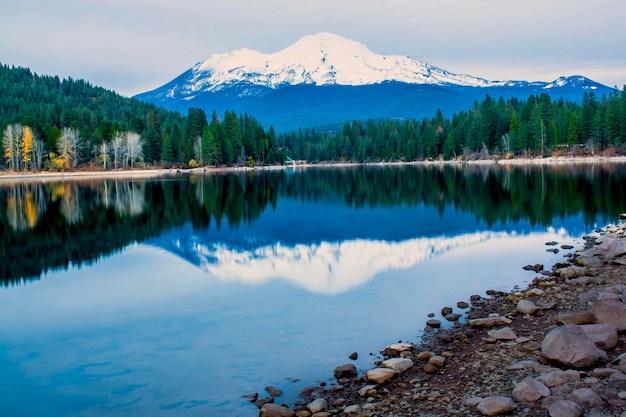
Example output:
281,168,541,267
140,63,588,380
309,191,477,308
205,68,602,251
1,163,625,416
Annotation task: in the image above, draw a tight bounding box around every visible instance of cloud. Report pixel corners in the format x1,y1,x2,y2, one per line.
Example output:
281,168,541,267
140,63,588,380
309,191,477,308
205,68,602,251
0,0,624,95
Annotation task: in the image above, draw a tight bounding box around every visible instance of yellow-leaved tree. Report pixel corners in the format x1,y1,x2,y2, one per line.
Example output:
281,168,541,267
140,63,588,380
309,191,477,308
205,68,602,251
21,126,33,169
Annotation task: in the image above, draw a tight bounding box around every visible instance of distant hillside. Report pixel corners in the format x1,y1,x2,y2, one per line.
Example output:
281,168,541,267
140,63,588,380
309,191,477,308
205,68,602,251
0,63,283,169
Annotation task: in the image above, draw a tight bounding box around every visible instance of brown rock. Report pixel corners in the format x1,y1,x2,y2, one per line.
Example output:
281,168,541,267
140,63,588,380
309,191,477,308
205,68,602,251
517,299,539,315
259,403,295,417
265,386,283,398
441,306,453,316
423,363,438,373
541,324,607,368
334,364,357,379
513,376,550,402
365,368,397,384
557,310,593,325
570,387,605,408
476,396,516,416
457,301,469,309
580,323,619,350
548,399,583,417
591,299,626,331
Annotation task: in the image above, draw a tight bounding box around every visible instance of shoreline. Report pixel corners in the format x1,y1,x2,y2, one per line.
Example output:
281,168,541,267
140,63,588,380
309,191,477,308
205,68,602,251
257,221,626,417
1,155,626,184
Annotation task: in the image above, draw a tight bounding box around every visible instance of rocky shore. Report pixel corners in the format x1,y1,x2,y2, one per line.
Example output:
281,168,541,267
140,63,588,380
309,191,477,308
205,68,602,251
255,218,626,417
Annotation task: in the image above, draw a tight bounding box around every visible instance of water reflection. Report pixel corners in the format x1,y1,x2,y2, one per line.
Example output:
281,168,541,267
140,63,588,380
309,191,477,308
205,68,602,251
186,232,513,294
1,163,625,285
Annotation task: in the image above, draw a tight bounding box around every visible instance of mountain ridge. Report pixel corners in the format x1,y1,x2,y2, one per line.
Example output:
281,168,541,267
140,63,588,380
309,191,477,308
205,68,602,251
135,33,612,131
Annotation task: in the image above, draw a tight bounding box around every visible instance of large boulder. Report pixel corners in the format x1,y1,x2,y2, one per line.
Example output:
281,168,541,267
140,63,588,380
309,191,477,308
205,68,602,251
580,323,618,350
541,324,607,368
476,396,516,416
591,299,626,331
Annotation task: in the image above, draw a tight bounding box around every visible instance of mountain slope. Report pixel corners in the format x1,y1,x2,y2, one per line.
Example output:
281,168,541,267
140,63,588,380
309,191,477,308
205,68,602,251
136,33,613,131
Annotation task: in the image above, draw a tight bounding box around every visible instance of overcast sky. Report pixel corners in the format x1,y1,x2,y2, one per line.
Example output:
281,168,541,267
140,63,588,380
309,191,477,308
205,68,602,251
1,0,625,97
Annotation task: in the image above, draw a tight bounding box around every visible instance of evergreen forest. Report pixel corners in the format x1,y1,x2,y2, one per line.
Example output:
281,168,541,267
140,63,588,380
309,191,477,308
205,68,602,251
1,63,626,171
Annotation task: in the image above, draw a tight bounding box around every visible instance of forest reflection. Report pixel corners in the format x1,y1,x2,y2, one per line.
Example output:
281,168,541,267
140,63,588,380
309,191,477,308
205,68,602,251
1,163,625,285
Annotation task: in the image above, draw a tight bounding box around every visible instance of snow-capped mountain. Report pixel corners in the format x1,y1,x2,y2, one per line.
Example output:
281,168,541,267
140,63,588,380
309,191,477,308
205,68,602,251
136,33,611,131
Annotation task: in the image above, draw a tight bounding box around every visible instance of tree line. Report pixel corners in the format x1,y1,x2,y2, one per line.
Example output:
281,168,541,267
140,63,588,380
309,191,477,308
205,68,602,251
2,63,626,171
0,64,284,171
278,89,626,162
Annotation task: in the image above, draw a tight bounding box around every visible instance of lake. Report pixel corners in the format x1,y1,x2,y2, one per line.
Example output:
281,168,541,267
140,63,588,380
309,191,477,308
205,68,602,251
1,163,625,416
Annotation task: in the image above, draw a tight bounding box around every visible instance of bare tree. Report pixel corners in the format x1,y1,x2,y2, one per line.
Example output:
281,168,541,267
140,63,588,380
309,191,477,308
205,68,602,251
2,123,24,171
192,136,202,165
57,128,82,168
112,133,126,169
125,132,144,168
99,141,111,170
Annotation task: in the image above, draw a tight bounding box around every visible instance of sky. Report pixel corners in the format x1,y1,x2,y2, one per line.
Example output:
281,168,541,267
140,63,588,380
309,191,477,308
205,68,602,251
1,0,625,97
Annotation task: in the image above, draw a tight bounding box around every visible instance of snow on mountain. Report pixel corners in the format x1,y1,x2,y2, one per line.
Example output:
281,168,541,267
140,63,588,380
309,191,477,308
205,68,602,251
174,32,506,96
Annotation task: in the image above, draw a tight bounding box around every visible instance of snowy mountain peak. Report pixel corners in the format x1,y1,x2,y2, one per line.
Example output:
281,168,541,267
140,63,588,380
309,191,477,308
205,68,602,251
181,32,501,95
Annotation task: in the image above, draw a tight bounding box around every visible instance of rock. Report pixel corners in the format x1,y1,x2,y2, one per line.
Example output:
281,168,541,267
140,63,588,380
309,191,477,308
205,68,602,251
464,396,484,407
548,399,583,417
457,301,469,309
259,403,295,417
295,411,311,417
541,324,607,368
615,353,626,373
557,310,593,325
343,404,360,414
255,397,275,408
426,319,441,328
517,299,539,315
561,244,575,250
365,368,397,384
307,398,327,414
380,343,414,357
382,358,413,373
445,313,461,321
334,364,357,379
487,327,518,341
358,384,377,397
476,396,516,416
620,213,626,220
423,363,438,373
604,238,626,261
469,316,510,327
570,388,605,407
546,241,559,246
526,288,545,296
580,323,618,350
470,294,482,304
513,376,550,402
428,355,446,368
533,264,544,273
416,351,434,360
348,352,358,360
265,386,283,397
243,392,259,402
536,369,571,387
591,299,626,331
559,266,588,280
